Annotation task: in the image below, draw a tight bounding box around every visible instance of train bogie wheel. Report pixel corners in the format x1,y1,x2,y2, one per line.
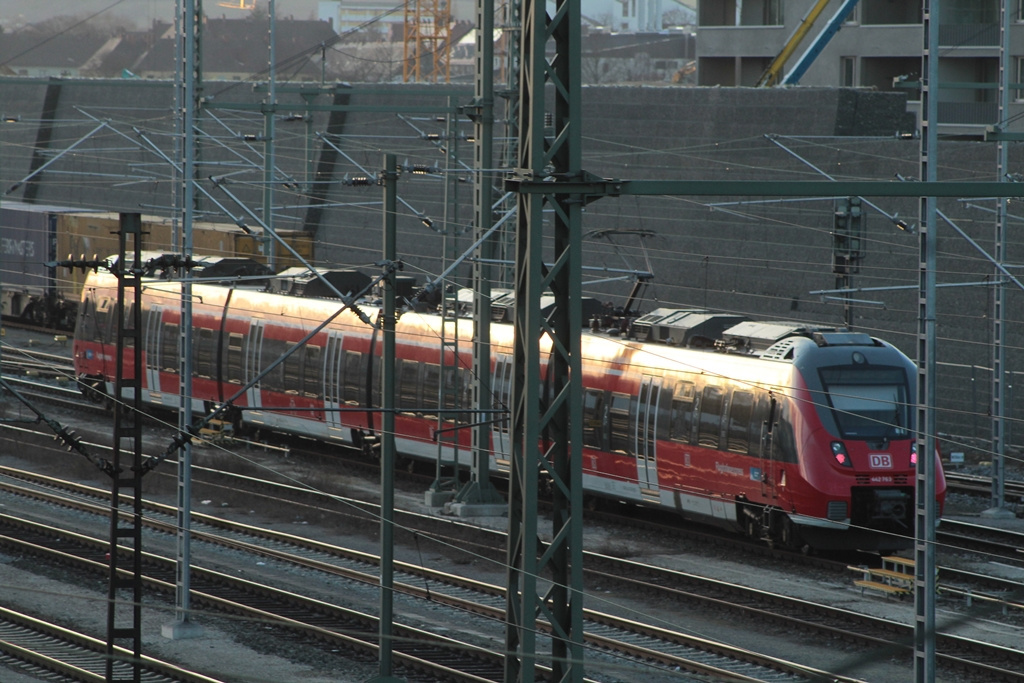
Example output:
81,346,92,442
778,516,808,553
81,379,106,405
780,518,792,546
745,514,759,540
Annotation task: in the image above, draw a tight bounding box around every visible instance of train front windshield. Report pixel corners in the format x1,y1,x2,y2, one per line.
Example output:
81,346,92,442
818,366,911,440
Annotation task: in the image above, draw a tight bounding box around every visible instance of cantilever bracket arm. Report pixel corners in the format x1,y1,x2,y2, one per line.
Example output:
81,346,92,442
507,177,1024,198
6,122,108,195
505,170,627,205
0,377,114,474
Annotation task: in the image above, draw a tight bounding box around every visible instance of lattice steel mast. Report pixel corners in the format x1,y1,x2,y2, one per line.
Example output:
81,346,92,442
914,1,939,679
504,0,585,676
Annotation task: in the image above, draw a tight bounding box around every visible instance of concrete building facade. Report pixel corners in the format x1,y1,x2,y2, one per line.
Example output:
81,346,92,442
695,0,1022,136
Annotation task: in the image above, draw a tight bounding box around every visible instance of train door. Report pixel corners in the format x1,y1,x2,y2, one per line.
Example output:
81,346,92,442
634,374,662,499
491,353,514,467
143,304,164,403
759,394,778,500
323,331,345,438
245,319,265,416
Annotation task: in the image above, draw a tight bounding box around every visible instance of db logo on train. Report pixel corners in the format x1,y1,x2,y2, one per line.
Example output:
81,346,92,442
869,453,893,469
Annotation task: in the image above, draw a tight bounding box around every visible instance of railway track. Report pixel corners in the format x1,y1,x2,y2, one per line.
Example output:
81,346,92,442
6,376,1024,679
0,339,75,377
0,513,512,683
0,604,221,683
938,519,1024,567
946,471,1024,506
1,456,1023,681
0,465,854,683
3,388,1024,579
0,341,96,416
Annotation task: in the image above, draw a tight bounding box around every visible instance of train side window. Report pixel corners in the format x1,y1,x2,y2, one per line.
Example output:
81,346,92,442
94,297,113,343
343,351,363,403
441,365,459,418
440,365,454,410
77,295,96,340
726,390,753,454
670,380,695,444
750,394,771,455
303,345,322,398
194,328,215,378
122,302,136,347
772,400,799,463
582,388,605,450
438,364,472,422
697,385,724,449
608,392,632,454
421,363,440,415
368,357,380,411
283,342,302,394
226,333,243,384
398,358,421,413
493,356,513,433
160,322,179,372
457,366,472,423
656,384,673,441
260,336,286,392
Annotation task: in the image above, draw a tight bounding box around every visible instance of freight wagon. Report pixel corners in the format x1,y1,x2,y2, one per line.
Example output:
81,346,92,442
0,202,314,330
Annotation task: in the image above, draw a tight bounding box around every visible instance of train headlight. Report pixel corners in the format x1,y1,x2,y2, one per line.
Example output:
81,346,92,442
910,442,918,466
831,441,853,468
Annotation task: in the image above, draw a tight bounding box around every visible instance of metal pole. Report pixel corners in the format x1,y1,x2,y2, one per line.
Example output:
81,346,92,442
454,0,505,512
914,1,938,679
506,0,585,673
0,124,4,375
264,0,277,270
106,213,146,683
369,153,404,683
984,0,1012,520
162,0,203,643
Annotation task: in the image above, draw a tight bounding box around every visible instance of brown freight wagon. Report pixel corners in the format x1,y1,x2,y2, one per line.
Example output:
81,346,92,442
56,212,314,303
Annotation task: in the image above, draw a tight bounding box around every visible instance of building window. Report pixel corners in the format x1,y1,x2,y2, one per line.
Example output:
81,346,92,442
860,0,920,26
763,0,783,25
841,57,856,87
699,0,783,27
844,2,859,24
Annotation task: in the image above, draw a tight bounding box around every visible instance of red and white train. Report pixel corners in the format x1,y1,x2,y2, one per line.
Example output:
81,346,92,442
73,268,945,552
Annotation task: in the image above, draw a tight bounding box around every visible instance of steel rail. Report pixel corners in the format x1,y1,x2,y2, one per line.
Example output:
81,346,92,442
0,471,844,682
0,465,1022,681
0,605,222,683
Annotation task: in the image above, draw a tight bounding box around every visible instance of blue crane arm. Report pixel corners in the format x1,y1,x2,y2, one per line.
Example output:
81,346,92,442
755,0,832,87
781,0,861,85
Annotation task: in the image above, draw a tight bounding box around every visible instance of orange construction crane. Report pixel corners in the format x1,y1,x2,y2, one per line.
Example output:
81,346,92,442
403,0,452,83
